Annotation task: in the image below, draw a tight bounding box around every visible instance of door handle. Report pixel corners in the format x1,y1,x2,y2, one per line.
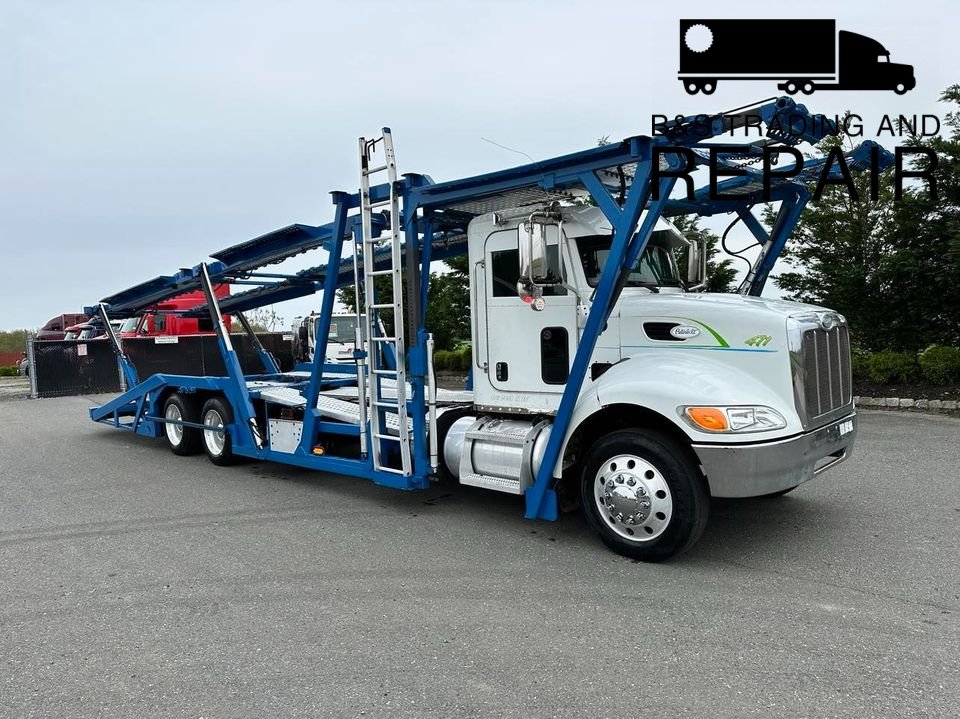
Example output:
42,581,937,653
472,260,488,371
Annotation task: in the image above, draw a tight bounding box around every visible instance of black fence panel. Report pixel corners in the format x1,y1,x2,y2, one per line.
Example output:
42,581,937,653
32,340,121,398
31,333,295,399
123,334,294,378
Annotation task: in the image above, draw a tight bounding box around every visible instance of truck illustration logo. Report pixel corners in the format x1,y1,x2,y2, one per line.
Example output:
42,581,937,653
679,19,915,96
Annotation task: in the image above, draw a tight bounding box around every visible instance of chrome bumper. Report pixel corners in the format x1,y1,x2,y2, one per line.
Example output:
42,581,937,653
692,412,857,498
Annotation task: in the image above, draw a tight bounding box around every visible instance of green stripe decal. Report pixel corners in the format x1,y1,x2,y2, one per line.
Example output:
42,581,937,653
678,317,729,347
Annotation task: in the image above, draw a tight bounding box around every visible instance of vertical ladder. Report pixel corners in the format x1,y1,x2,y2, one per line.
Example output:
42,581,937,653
358,128,412,476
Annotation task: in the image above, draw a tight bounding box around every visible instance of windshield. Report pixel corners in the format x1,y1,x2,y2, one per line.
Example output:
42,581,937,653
328,317,358,343
576,235,682,288
119,317,139,333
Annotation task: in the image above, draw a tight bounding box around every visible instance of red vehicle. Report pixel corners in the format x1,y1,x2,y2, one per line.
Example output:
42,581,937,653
118,287,231,339
37,313,89,340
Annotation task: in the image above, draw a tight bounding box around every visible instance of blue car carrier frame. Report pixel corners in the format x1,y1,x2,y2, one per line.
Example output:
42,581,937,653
88,97,891,520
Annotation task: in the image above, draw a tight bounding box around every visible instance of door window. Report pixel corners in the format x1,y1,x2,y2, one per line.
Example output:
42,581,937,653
490,248,566,297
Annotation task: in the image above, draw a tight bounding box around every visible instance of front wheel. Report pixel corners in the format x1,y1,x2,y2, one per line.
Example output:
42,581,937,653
200,397,236,466
580,430,708,562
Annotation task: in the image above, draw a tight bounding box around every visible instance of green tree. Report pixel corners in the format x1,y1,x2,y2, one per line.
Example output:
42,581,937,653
671,215,738,292
773,130,897,350
337,256,470,351
878,86,960,349
0,330,29,353
774,91,960,351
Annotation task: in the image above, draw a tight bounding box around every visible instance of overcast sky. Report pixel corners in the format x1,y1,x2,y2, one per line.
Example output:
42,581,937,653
1,0,957,330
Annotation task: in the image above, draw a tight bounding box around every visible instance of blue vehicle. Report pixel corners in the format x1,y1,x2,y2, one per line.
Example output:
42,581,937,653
89,97,891,561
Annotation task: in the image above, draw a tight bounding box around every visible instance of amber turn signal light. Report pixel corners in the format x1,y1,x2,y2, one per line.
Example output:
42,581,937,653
684,407,729,432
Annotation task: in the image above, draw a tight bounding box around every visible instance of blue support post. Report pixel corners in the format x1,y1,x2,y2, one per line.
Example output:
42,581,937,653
404,196,430,485
300,191,353,454
745,189,809,295
198,262,264,452
524,142,679,521
235,311,280,374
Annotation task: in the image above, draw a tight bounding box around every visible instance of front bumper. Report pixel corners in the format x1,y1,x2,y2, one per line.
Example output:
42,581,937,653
692,412,857,498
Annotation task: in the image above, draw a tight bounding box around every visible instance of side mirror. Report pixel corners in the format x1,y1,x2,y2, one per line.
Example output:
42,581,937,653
518,220,562,288
298,325,308,342
687,236,707,289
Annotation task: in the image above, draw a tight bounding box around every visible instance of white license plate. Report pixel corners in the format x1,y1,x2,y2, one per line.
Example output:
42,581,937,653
838,419,854,436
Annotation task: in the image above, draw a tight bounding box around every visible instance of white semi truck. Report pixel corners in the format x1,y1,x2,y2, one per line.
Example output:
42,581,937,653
442,205,855,559
291,312,361,365
89,98,881,561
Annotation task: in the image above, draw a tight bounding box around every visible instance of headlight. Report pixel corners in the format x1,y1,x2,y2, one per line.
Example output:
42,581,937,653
679,405,787,433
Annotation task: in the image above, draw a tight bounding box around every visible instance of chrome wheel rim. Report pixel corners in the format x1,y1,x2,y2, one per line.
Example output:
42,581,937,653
203,409,225,456
593,454,673,542
164,404,183,446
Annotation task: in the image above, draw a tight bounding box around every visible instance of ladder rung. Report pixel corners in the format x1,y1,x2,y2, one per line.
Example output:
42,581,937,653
373,432,401,442
373,369,397,376
375,465,404,475
371,336,397,342
368,269,397,277
369,303,394,310
372,400,399,408
365,164,388,174
368,197,393,208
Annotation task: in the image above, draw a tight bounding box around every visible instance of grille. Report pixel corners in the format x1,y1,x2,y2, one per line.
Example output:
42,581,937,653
799,324,852,424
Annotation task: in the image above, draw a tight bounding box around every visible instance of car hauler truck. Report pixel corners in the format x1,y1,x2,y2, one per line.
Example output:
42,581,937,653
88,97,891,561
679,19,915,96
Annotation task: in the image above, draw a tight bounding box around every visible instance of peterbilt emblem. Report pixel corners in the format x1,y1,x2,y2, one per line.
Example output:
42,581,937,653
670,325,701,339
817,312,838,330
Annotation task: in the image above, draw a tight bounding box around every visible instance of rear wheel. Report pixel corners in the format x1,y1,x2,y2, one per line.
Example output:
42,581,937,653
200,397,236,466
580,429,708,562
163,393,201,456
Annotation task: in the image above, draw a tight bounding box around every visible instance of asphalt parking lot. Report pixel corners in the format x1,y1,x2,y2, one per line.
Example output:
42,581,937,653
0,396,957,718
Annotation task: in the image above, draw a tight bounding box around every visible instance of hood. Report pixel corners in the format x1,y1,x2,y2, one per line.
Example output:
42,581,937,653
612,292,842,357
616,291,835,321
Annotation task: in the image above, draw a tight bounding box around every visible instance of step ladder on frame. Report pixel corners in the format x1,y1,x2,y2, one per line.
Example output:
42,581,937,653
358,128,412,476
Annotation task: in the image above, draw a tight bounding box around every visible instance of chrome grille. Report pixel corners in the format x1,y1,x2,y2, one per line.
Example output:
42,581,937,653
799,324,852,425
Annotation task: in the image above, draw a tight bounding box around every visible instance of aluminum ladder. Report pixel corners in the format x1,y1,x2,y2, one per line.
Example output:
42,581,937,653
358,128,412,476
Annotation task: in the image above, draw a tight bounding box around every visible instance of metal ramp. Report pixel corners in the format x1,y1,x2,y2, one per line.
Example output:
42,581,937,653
359,129,412,475
250,382,411,435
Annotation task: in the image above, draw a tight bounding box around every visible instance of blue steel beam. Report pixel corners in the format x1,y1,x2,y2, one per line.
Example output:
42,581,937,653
300,191,354,457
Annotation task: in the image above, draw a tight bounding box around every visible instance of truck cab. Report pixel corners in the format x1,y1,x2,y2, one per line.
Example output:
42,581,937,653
118,288,230,339
292,312,360,365
443,204,855,557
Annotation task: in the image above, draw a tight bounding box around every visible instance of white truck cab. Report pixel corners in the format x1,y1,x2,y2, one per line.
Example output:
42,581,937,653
441,204,856,560
292,312,361,365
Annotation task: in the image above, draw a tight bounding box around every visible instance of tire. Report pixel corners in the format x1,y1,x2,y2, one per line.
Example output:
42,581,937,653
200,396,236,466
162,393,202,456
580,429,708,562
700,80,716,95
684,80,700,95
801,80,815,95
783,80,799,95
